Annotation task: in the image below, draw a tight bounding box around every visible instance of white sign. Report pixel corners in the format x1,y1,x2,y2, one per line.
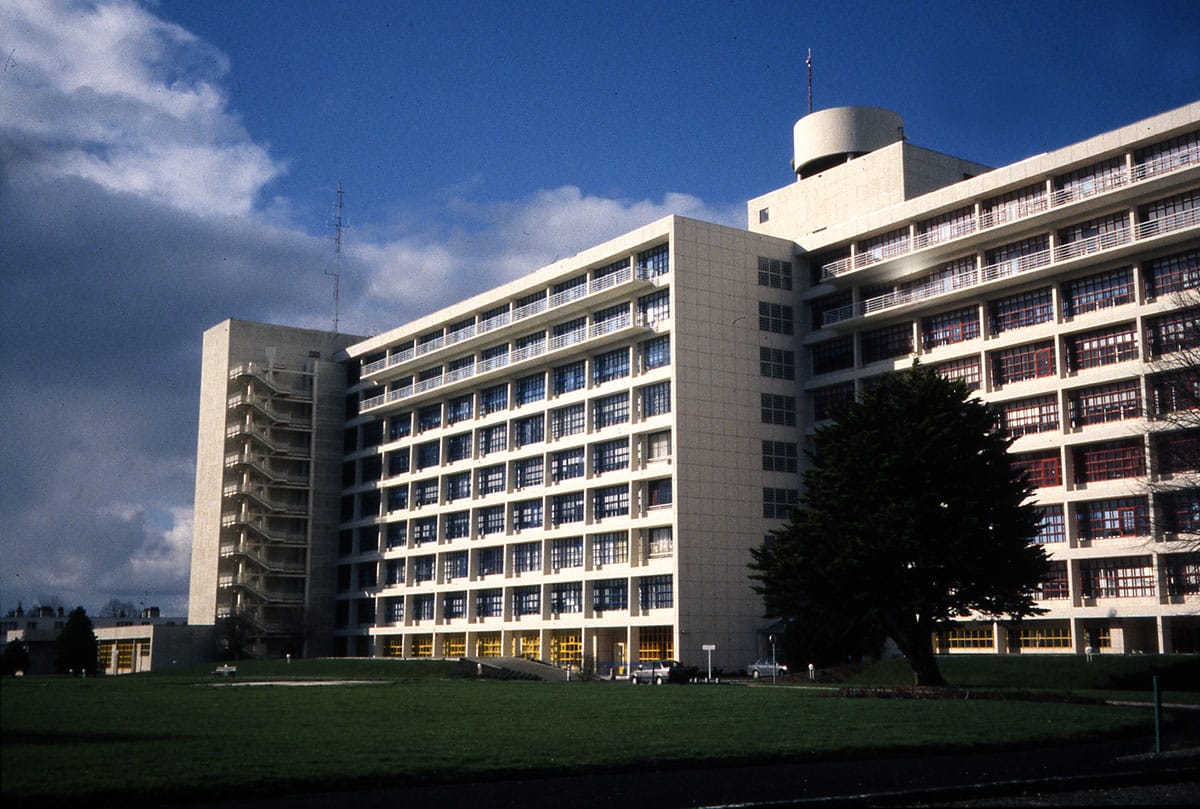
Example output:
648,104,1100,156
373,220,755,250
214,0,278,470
701,643,716,651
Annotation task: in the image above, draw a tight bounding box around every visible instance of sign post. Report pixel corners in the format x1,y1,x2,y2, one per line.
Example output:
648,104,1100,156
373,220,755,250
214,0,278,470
701,644,716,682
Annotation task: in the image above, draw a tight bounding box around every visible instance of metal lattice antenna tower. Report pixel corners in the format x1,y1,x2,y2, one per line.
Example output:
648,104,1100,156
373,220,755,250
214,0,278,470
326,181,344,332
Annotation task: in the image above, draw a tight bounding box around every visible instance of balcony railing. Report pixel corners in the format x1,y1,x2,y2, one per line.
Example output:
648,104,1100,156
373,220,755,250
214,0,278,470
821,204,1198,325
820,141,1200,280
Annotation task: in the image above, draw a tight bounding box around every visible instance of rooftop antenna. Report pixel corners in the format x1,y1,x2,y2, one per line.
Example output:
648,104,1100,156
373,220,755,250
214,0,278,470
326,181,344,333
806,49,813,115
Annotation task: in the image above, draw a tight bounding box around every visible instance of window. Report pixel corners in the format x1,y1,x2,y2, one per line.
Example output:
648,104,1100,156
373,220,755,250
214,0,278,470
389,413,412,441
592,579,628,611
593,485,629,519
593,303,630,334
551,447,585,481
1165,554,1200,597
1055,157,1126,201
761,393,797,425
917,206,976,246
988,288,1054,334
386,486,409,512
515,373,545,405
641,381,671,417
479,343,508,372
758,256,793,289
646,478,672,508
412,555,435,583
810,337,854,375
442,591,466,619
763,487,798,518
1147,309,1200,358
413,477,439,506
551,493,584,525
760,347,795,379
646,430,671,462
553,361,585,395
762,440,798,472
1066,323,1138,370
639,575,673,610
478,547,504,577
1036,562,1070,601
412,517,437,544
513,331,546,362
592,438,629,474
1140,188,1200,230
642,335,670,370
387,449,410,477
759,302,794,335
513,585,540,614
444,510,470,540
480,384,508,415
861,323,914,364
1032,505,1065,544
1144,249,1200,299
922,307,980,349
550,537,584,568
476,588,504,617
1072,439,1145,483
591,532,628,566
1155,430,1200,476
593,348,630,384
417,403,442,432
550,582,583,613
1011,450,1062,488
512,541,541,573
445,432,472,463
412,594,435,621
513,414,544,447
551,403,586,438
1150,370,1200,417
552,317,586,350
984,235,1050,277
476,464,504,496
386,523,407,549
513,498,543,530
1077,497,1149,539
592,392,630,429
982,183,1048,227
415,440,440,469
1068,380,1141,427
360,455,382,483
638,243,669,277
944,624,994,650
998,395,1059,437
1161,489,1200,534
444,472,471,502
639,289,670,325
477,424,507,455
444,395,472,426
1080,556,1155,598
647,526,672,556
935,356,982,391
477,506,504,536
444,551,468,580
513,457,544,488
858,227,909,263
1063,268,1135,317
991,341,1056,386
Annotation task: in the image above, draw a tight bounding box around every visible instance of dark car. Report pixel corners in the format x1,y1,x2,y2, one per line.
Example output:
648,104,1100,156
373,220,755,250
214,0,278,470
630,659,699,684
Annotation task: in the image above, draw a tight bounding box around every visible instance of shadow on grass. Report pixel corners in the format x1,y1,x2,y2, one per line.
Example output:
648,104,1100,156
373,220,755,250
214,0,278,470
2,730,185,746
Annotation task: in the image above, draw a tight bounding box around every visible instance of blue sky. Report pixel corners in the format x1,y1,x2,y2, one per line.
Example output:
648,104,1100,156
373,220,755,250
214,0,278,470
1,0,1198,617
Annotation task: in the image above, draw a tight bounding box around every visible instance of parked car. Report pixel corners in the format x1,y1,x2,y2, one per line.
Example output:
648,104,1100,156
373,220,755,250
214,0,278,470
630,660,699,684
746,658,788,679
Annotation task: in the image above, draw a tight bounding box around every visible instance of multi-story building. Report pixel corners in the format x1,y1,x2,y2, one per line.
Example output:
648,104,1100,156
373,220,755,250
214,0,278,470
189,100,1199,667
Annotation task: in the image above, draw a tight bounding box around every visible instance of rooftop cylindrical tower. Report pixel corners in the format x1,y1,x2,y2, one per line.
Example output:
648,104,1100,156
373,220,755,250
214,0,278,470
792,106,905,178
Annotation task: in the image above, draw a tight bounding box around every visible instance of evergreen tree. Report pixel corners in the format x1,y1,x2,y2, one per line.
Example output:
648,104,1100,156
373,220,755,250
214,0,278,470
55,606,99,676
750,363,1049,685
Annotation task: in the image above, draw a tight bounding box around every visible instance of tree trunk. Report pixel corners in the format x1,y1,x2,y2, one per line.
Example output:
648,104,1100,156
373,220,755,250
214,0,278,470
898,617,946,687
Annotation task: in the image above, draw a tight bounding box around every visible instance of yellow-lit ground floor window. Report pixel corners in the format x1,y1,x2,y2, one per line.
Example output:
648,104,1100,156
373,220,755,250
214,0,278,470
97,642,113,670
946,624,994,650
476,633,502,657
512,632,539,660
116,641,135,670
1018,622,1072,649
383,636,404,657
550,632,582,666
444,633,466,658
411,634,433,658
639,626,673,661
1081,624,1113,649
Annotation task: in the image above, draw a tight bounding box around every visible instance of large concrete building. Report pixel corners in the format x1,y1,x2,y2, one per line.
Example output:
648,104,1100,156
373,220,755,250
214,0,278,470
189,101,1199,669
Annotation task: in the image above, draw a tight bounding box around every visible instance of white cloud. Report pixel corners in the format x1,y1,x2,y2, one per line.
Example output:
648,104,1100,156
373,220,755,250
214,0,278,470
0,0,281,215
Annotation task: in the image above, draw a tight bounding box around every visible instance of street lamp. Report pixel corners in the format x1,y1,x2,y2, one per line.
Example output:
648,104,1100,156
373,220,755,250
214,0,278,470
769,634,777,684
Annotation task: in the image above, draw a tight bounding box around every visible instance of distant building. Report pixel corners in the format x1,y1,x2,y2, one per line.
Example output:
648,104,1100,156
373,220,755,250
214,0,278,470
188,101,1200,668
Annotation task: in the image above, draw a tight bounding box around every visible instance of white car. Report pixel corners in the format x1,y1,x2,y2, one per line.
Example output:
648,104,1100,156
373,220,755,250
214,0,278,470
746,658,788,679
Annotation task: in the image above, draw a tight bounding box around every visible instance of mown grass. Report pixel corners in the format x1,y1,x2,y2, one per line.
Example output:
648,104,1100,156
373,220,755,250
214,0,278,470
0,657,1174,808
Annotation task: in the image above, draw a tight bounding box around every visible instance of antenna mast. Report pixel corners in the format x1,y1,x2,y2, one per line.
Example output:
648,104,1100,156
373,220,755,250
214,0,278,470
326,181,344,332
806,49,813,114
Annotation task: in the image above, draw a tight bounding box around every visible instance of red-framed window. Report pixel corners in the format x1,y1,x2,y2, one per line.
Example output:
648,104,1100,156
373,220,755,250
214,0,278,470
1062,267,1135,317
1161,489,1200,534
991,341,1056,386
935,356,982,391
1143,248,1200,299
861,323,914,364
1150,370,1200,417
1154,430,1200,476
1066,323,1138,370
1146,309,1200,358
922,307,980,349
1072,439,1145,483
1080,556,1156,598
1036,561,1070,600
1032,505,1066,544
1165,554,1200,597
999,395,1060,437
1067,379,1141,427
1075,497,1150,539
988,287,1054,334
1011,449,1062,488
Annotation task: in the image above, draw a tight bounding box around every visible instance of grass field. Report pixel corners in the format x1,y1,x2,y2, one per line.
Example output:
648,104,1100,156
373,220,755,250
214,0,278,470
1,656,1194,807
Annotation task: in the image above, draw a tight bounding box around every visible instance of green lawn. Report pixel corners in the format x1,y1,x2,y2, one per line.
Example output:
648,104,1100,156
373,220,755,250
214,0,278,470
0,657,1173,808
